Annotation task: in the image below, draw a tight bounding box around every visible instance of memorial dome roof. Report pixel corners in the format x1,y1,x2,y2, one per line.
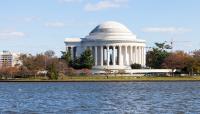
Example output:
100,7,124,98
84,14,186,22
85,21,136,41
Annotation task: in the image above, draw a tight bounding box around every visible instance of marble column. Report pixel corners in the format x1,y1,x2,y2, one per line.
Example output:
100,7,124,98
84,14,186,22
137,46,140,64
141,47,143,65
130,46,133,64
113,46,116,65
71,46,74,60
144,47,146,66
133,46,135,63
142,47,144,66
100,46,103,66
119,46,122,65
95,46,97,66
139,46,141,65
107,46,110,66
125,46,128,65
135,46,137,64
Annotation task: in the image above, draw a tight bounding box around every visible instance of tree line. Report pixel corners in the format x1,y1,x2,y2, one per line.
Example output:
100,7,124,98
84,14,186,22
0,49,94,80
0,42,199,79
146,42,200,75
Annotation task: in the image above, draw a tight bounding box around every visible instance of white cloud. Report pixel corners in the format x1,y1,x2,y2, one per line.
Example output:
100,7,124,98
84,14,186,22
142,27,192,33
45,22,65,28
57,0,128,11
58,0,82,3
84,0,128,11
24,16,40,22
0,31,25,39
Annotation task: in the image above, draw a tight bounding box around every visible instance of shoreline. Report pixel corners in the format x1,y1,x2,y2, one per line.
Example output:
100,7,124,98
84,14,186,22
0,77,200,83
1,76,200,82
1,80,200,82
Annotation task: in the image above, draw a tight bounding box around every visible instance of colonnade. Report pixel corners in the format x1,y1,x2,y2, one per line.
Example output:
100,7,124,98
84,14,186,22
66,45,146,67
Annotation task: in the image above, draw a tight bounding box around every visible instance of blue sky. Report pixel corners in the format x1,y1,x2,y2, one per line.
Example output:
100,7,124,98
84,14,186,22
0,0,199,56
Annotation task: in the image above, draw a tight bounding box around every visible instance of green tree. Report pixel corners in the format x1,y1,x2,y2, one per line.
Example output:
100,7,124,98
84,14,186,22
70,57,81,69
48,63,59,80
146,42,170,68
61,51,71,65
62,48,94,69
155,42,172,50
79,48,94,69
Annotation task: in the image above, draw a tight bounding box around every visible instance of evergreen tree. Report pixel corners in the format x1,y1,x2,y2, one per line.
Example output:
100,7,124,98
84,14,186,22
70,57,81,69
48,63,59,80
79,48,94,69
61,51,71,65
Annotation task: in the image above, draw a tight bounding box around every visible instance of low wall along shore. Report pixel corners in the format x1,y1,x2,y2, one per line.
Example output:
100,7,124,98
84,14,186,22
92,69,175,75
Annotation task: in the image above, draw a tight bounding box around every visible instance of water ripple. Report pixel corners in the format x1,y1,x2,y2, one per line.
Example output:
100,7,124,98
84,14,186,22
0,82,200,114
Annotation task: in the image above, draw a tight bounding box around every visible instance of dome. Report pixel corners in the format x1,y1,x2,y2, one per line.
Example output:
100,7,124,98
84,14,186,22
90,21,131,34
85,21,136,41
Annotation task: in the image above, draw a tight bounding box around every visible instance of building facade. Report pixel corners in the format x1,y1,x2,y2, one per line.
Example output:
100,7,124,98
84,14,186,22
0,51,21,68
64,21,146,69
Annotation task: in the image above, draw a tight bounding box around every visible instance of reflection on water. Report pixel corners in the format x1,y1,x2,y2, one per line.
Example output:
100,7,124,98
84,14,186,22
0,82,200,114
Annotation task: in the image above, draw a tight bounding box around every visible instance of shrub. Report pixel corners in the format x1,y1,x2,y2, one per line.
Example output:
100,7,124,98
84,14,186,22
79,69,92,76
130,63,142,69
64,68,77,76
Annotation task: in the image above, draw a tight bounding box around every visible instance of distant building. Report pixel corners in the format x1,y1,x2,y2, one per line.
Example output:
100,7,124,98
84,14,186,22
64,21,146,69
0,51,21,68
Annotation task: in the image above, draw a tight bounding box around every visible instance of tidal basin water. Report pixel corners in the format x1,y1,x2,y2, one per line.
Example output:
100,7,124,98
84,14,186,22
0,82,200,114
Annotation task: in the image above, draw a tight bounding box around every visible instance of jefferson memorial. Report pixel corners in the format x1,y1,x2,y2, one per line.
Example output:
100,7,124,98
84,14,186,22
64,21,146,69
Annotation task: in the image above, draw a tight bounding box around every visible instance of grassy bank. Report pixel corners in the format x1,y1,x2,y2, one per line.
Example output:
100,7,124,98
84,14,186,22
1,76,200,82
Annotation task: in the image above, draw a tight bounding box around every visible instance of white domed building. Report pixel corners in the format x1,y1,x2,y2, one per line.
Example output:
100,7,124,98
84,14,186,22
64,21,146,69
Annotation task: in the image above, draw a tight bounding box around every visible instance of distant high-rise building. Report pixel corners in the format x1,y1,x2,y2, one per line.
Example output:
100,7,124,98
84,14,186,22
0,51,21,68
